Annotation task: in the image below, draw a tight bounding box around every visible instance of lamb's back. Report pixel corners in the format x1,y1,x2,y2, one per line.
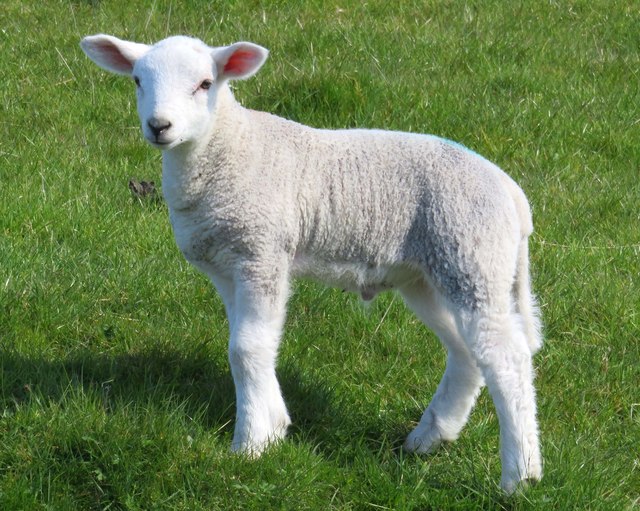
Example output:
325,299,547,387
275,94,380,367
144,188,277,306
254,119,516,264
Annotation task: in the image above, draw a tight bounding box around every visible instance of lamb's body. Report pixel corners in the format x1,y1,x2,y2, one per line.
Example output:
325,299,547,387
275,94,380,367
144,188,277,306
168,88,528,312
81,34,543,494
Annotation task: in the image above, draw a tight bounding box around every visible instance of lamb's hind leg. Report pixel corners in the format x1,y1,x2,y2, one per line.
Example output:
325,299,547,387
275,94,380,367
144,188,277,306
400,280,484,454
463,309,542,493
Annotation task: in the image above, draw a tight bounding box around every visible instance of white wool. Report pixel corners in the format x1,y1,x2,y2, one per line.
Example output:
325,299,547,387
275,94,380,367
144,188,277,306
81,34,543,493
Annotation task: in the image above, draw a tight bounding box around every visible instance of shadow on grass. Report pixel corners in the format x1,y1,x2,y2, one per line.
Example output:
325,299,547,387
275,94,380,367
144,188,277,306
1,344,234,430
0,344,355,441
1,342,408,452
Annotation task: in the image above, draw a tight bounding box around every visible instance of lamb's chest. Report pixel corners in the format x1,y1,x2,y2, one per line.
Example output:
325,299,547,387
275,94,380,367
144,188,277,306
168,206,239,275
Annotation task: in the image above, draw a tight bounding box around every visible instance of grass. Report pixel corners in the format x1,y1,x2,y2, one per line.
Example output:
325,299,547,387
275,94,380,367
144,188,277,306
1,0,639,509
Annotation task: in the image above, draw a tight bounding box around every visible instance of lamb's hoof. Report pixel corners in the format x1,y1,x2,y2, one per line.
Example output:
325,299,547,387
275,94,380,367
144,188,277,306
231,441,267,459
501,476,541,496
501,463,542,496
403,427,442,454
231,431,287,459
231,414,291,458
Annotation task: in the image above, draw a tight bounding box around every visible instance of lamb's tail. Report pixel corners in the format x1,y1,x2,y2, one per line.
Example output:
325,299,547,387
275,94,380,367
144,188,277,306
514,236,543,355
498,171,543,355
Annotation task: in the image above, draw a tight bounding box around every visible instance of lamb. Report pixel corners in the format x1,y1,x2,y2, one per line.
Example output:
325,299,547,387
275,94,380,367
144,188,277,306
80,33,543,493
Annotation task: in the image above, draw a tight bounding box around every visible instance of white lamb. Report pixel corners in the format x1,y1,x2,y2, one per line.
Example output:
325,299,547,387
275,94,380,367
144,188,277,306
81,34,543,493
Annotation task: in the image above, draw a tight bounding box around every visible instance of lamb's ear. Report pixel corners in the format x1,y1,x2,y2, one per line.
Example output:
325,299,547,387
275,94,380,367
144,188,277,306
80,34,150,76
213,42,269,82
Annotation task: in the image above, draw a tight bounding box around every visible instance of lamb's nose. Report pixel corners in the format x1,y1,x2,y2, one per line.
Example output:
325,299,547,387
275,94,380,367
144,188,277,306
147,118,172,138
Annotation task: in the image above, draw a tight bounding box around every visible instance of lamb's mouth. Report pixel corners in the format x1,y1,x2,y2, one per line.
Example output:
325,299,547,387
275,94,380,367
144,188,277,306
146,136,174,149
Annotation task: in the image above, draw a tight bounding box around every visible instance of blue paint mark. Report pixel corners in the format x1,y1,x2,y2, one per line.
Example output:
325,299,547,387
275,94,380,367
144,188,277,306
438,136,482,158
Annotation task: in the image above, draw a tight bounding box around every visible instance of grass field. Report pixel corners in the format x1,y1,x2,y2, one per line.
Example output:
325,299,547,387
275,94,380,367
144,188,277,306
1,1,639,509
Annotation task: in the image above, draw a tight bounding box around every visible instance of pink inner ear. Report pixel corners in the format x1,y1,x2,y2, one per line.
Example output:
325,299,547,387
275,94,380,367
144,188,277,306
223,50,258,76
96,41,134,73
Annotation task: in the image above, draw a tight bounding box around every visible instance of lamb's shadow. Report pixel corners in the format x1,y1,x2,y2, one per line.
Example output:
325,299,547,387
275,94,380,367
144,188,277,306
1,342,408,456
1,344,236,431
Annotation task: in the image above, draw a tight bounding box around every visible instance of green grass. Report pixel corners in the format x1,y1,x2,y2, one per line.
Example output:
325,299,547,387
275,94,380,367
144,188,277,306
1,0,639,509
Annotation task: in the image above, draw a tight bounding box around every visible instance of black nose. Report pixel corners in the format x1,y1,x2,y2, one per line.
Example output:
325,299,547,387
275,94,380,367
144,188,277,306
147,118,172,138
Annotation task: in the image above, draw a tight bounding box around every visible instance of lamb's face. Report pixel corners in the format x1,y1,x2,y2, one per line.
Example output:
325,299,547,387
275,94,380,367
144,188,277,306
133,38,217,150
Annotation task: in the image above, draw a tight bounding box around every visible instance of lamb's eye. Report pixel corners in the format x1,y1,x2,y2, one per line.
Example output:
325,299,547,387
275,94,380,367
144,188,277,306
199,79,213,90
133,76,141,87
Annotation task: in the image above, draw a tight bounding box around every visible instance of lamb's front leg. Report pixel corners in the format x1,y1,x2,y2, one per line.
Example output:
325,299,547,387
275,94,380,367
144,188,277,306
226,275,291,456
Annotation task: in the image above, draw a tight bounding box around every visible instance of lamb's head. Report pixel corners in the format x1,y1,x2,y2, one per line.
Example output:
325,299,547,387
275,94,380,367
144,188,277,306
81,34,268,150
